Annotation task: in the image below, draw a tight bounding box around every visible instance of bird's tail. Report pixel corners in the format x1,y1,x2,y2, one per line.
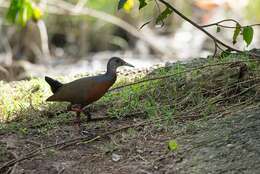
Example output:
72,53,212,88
45,76,63,93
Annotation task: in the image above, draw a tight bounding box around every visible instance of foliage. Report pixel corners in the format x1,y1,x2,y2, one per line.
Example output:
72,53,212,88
242,26,254,46
232,23,241,44
6,0,43,27
138,0,147,10
168,139,178,151
118,0,256,47
155,6,172,25
232,24,254,46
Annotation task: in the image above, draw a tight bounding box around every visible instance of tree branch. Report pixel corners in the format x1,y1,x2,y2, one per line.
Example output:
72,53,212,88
201,18,260,29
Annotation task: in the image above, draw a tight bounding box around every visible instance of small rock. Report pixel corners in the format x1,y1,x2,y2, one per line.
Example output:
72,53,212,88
137,149,143,154
112,153,122,162
227,144,233,148
154,165,159,170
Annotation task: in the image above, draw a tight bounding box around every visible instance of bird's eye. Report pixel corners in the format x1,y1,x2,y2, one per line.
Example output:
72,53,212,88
116,59,120,63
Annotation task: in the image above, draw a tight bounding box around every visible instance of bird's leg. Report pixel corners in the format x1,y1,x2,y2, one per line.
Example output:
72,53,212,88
70,104,84,129
83,108,92,121
71,104,84,113
70,104,90,135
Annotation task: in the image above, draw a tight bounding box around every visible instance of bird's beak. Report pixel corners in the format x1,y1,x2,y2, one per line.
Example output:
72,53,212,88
124,61,134,67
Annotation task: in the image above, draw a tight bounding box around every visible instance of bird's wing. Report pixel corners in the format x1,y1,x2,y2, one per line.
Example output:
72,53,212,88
46,77,96,104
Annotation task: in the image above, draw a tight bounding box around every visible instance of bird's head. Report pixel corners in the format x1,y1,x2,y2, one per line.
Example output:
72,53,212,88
107,57,134,73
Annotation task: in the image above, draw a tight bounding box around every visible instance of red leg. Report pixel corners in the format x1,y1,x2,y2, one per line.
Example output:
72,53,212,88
70,104,83,129
71,104,84,113
69,104,89,135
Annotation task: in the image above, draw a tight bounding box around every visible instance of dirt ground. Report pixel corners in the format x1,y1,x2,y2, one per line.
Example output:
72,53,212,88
1,104,260,174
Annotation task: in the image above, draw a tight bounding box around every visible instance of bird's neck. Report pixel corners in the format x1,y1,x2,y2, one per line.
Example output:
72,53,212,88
105,68,117,81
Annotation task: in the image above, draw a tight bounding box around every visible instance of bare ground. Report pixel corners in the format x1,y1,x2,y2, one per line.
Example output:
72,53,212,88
1,56,260,174
1,104,260,174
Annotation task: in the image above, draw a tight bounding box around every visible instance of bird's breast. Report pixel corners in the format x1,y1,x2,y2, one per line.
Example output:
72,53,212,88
85,80,113,104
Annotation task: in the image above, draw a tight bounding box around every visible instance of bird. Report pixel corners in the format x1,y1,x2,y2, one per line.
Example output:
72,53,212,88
45,57,134,130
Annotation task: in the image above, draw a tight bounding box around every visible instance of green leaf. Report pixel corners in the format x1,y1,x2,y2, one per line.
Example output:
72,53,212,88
139,0,147,9
232,23,241,45
216,26,221,33
242,26,254,47
6,0,42,27
156,7,172,25
118,0,127,10
6,0,22,23
168,140,178,151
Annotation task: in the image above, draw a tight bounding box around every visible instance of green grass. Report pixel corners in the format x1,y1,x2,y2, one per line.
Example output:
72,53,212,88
1,53,260,135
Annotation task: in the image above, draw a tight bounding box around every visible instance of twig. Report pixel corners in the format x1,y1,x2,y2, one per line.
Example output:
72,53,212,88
58,168,65,174
212,84,258,104
213,76,260,93
4,152,18,174
152,152,175,164
201,19,260,29
25,140,42,147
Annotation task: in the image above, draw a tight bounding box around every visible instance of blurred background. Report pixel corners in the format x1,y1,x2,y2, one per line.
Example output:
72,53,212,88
0,0,260,81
